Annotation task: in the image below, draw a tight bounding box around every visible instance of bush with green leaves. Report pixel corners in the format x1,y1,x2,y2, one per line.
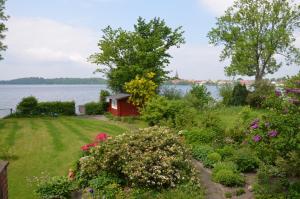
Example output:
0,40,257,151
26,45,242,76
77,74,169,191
190,144,214,165
16,96,38,115
161,86,183,100
84,102,104,115
246,80,275,108
205,152,222,168
212,162,245,187
34,176,74,199
184,84,213,110
228,147,259,172
76,126,195,189
183,128,216,145
88,172,122,199
141,96,197,129
16,97,75,116
219,84,233,106
216,145,235,160
230,83,248,106
36,101,75,116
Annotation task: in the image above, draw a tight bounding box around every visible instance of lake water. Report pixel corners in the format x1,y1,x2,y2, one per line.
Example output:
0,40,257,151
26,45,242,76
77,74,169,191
0,84,220,117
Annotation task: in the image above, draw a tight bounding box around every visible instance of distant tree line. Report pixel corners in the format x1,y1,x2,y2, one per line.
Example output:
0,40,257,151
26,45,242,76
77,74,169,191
0,77,107,85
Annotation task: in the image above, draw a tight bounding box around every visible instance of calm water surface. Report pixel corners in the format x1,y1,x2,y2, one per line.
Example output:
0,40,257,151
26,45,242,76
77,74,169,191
0,84,220,117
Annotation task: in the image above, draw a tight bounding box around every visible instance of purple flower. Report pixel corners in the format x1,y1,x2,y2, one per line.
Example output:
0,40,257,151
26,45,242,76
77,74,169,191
89,188,94,194
251,123,259,129
253,135,262,142
268,130,278,137
275,90,282,97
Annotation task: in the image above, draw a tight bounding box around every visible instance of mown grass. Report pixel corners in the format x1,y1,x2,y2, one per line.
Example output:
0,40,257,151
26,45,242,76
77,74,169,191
0,117,127,199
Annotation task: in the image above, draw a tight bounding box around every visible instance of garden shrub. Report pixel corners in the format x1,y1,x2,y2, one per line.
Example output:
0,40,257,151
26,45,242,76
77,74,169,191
183,128,216,145
212,169,245,187
230,83,248,106
212,162,245,187
161,86,183,100
190,144,214,163
205,152,222,168
246,112,300,167
216,145,235,160
76,126,195,189
34,176,74,199
36,101,75,116
84,102,104,115
228,147,259,172
88,172,122,199
141,96,196,129
16,97,75,116
184,84,213,110
247,80,275,108
16,96,38,115
219,84,233,106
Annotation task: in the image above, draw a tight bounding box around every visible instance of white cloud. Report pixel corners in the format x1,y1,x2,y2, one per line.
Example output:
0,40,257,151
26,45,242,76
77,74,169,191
199,0,300,16
1,17,102,79
198,0,234,15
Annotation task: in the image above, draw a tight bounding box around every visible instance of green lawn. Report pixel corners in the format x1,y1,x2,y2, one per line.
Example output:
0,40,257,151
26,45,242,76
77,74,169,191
0,117,128,199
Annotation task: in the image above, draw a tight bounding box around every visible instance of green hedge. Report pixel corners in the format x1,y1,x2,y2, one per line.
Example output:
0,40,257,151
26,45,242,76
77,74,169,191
84,102,105,115
16,96,75,116
36,101,75,116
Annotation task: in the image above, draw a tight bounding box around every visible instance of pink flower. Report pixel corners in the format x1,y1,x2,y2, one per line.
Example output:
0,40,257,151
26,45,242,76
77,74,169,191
253,135,262,142
268,130,278,137
95,133,108,142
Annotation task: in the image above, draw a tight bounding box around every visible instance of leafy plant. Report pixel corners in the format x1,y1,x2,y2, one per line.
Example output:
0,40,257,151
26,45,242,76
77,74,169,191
76,126,195,189
212,162,245,187
16,96,38,115
124,72,158,108
228,147,259,172
184,84,213,110
219,84,233,106
247,80,275,108
230,83,248,106
161,86,183,100
84,102,104,115
34,176,74,199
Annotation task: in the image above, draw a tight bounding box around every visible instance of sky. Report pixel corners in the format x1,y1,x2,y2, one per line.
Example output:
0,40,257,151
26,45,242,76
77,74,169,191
0,0,299,80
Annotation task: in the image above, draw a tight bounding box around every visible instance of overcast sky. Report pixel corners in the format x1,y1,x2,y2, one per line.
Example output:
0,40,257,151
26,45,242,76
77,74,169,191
0,0,299,80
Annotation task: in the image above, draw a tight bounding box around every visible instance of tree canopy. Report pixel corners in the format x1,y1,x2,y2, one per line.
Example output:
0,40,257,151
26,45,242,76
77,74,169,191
0,0,8,60
208,0,300,81
89,17,185,93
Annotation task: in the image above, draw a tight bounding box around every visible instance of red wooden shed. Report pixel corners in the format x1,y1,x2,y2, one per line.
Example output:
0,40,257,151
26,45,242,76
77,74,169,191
107,94,139,117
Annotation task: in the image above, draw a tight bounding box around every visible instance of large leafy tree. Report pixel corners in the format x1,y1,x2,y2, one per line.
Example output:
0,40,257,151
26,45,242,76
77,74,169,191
0,0,8,60
208,0,300,81
89,17,185,92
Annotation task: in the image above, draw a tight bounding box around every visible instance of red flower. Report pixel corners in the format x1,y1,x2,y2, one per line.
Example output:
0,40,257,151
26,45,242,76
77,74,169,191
81,144,90,151
95,133,108,142
81,142,98,151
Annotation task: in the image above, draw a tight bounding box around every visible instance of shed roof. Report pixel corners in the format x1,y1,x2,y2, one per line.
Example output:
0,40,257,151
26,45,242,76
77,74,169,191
107,93,130,100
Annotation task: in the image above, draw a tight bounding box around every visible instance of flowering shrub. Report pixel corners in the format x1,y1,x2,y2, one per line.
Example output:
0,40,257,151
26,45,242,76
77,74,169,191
246,113,300,166
76,126,195,189
80,133,108,151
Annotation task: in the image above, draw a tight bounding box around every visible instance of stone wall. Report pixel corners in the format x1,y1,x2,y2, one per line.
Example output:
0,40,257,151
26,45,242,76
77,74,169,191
0,161,9,199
